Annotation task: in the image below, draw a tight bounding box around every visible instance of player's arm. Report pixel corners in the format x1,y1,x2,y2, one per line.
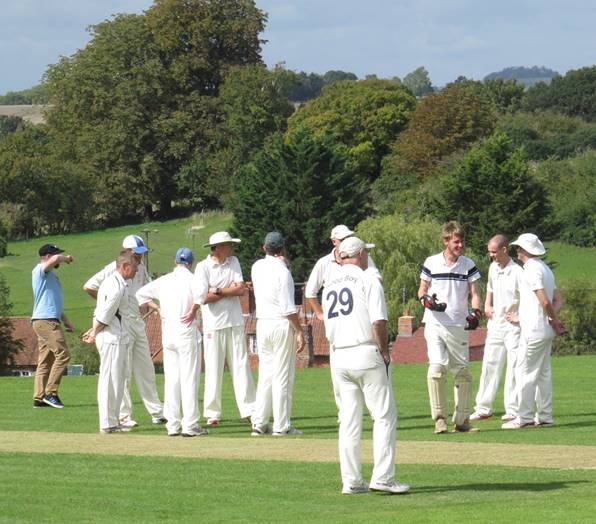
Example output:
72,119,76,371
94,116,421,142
61,313,74,332
535,288,566,335
417,279,430,300
484,290,494,320
83,263,113,300
41,254,73,272
306,297,324,321
305,260,324,320
469,280,481,310
372,319,389,364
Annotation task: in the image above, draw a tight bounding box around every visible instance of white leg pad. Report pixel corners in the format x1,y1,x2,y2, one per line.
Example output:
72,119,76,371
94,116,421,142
427,364,448,420
453,367,473,426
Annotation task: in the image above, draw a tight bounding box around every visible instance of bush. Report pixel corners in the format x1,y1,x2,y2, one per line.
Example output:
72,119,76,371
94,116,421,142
68,338,100,375
553,279,596,355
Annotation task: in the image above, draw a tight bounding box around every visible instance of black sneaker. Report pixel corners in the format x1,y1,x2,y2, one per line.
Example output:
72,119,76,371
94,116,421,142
42,394,64,409
33,399,48,408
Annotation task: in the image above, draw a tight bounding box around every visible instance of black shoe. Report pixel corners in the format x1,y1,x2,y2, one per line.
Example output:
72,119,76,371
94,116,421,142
33,399,48,408
42,394,64,409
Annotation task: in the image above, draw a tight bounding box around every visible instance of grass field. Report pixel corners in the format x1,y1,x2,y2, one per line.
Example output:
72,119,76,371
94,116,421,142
545,241,596,285
2,357,596,522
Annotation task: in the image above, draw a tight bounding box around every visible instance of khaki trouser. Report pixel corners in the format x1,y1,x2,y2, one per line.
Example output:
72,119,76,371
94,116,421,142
32,319,70,399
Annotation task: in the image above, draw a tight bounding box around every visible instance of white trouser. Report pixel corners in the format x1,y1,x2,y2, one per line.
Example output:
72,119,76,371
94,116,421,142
333,360,397,487
96,335,127,430
163,332,201,434
424,323,471,424
474,328,520,417
119,317,163,421
203,325,256,419
252,319,296,433
517,335,554,425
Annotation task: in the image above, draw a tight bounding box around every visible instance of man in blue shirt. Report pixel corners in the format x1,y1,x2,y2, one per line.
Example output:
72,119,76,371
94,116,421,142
31,244,75,408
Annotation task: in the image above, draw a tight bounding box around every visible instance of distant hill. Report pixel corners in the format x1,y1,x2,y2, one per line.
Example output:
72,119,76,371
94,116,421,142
484,66,559,88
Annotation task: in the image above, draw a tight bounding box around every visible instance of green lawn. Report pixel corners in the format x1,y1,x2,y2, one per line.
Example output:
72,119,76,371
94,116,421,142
2,357,596,522
0,212,234,330
545,240,596,285
3,356,596,445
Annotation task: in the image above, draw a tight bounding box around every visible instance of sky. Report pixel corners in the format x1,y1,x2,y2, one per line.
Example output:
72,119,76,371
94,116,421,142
1,0,595,94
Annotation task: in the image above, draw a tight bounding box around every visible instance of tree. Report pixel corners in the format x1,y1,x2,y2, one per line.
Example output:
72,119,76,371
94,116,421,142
45,1,266,223
230,126,370,281
287,78,416,181
522,66,596,121
373,82,496,212
0,274,23,372
403,66,434,97
423,133,552,253
535,151,596,247
0,115,24,138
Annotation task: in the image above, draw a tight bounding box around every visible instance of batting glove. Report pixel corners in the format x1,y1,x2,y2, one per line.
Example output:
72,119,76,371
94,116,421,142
465,309,482,330
420,294,447,312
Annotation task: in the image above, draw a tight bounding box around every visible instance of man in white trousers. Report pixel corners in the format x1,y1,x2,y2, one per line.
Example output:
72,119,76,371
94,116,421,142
418,221,482,434
84,235,165,428
136,248,207,437
305,225,382,420
82,252,138,433
194,231,256,426
323,236,409,495
250,232,305,437
470,234,523,423
502,233,565,429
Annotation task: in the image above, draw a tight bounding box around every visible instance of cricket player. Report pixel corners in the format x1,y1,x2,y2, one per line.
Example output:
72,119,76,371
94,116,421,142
194,231,256,426
82,252,138,433
250,232,305,436
136,248,207,437
502,233,565,429
83,235,165,427
31,244,74,409
323,236,409,495
470,235,523,422
418,221,482,434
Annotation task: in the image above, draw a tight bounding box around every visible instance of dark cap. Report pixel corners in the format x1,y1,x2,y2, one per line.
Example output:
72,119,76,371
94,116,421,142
176,247,194,265
264,231,285,250
39,244,64,257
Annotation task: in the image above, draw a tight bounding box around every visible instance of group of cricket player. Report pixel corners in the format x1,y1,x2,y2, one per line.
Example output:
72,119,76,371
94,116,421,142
31,220,565,495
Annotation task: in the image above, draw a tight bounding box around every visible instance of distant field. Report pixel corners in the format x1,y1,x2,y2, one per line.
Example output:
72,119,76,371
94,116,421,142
545,241,596,285
0,212,233,331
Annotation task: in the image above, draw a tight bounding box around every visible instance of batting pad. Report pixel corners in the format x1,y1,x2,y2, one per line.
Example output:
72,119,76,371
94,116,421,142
453,367,473,426
427,364,447,420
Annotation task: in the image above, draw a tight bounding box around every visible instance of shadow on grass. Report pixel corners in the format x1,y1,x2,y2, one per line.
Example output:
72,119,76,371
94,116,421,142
414,480,590,493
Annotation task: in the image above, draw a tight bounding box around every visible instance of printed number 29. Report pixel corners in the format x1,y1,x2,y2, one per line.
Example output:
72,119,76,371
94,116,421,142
326,288,353,318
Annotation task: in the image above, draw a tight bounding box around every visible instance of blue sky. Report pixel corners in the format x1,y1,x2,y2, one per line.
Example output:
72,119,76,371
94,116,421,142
1,0,594,94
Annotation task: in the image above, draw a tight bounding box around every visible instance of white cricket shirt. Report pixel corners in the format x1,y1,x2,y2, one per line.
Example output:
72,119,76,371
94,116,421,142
322,264,387,370
420,252,481,326
487,259,523,333
251,255,297,319
84,260,150,319
194,254,244,331
305,248,381,298
136,266,202,340
518,257,557,339
94,272,129,342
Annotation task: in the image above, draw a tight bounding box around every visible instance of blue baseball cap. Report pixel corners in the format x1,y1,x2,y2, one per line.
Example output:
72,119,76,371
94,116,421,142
122,235,148,254
176,247,193,265
264,231,285,250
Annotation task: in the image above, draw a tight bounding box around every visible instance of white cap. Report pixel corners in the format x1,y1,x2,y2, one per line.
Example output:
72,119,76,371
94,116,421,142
122,235,148,254
330,224,354,241
510,233,546,256
203,231,241,248
338,237,375,258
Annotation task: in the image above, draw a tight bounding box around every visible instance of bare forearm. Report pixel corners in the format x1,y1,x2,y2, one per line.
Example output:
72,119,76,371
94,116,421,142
372,320,388,355
307,297,324,320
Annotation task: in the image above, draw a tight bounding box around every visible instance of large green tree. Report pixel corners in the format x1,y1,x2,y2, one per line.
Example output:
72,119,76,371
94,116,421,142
287,78,416,181
231,126,370,281
45,0,266,223
423,133,551,253
403,66,434,97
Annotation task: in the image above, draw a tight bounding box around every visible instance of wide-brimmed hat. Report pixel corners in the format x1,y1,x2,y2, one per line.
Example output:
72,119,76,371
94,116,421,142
510,233,546,256
203,231,241,248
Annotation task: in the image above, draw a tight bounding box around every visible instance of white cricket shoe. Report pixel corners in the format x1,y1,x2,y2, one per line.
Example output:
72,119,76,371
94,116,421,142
469,411,492,421
119,418,139,429
181,426,209,437
369,480,410,494
250,424,272,437
99,424,133,434
501,419,535,430
272,427,303,436
501,413,517,422
342,484,369,495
